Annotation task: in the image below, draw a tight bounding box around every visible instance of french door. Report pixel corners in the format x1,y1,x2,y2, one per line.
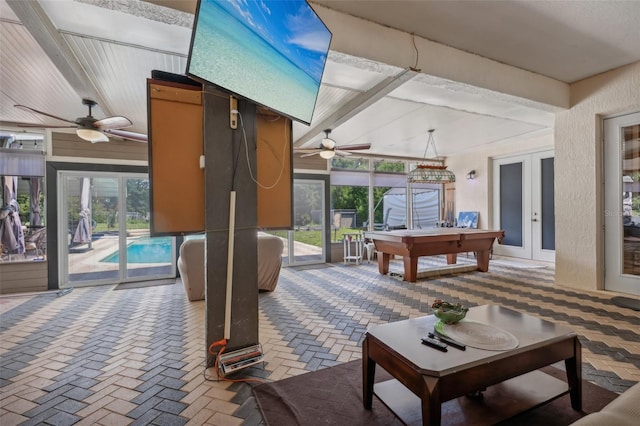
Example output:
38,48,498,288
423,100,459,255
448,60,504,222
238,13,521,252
58,171,175,287
604,112,640,295
281,179,326,265
492,150,555,262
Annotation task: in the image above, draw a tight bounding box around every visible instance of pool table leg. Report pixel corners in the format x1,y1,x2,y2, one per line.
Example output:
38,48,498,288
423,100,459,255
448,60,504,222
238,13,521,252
403,256,418,282
476,250,490,271
446,253,457,264
377,252,390,275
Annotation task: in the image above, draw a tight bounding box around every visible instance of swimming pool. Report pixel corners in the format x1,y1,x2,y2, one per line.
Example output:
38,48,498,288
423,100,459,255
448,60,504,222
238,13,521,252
101,237,173,264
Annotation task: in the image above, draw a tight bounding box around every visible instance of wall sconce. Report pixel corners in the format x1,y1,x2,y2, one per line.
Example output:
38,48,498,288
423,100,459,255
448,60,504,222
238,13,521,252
466,170,476,180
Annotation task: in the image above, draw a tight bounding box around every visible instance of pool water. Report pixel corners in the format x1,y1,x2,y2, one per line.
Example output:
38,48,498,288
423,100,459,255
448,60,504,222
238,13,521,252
101,237,172,264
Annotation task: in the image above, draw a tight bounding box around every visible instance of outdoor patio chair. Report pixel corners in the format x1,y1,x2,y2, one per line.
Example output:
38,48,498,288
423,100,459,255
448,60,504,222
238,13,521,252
25,227,46,259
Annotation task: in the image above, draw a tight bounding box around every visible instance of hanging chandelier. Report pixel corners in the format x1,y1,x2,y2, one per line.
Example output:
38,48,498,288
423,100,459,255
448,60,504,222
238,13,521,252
407,129,456,184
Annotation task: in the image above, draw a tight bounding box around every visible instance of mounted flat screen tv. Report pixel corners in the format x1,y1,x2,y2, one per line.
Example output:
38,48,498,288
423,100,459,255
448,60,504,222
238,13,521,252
187,0,332,125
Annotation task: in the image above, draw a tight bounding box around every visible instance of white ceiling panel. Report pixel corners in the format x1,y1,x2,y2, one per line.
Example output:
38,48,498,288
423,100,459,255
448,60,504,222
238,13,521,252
0,0,17,21
292,56,396,142
40,0,192,55
3,0,635,159
62,33,187,133
0,18,88,126
326,97,544,158
292,84,359,141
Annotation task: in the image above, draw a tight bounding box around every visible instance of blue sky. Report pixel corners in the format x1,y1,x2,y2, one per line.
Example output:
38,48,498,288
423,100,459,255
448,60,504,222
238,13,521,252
214,0,332,82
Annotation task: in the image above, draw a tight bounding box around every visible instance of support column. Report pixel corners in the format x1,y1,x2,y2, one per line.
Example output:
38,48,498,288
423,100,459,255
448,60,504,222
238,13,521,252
204,90,259,365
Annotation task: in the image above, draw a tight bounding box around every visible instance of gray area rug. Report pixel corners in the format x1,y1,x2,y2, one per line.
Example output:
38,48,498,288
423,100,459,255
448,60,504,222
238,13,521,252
253,360,617,426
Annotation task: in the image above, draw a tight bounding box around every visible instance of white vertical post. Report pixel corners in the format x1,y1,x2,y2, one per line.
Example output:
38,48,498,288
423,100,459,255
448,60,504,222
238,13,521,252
224,191,236,340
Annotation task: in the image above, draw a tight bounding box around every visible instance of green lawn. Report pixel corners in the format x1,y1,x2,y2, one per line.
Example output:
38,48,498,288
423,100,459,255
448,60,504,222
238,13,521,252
91,222,362,247
269,228,363,247
93,220,149,233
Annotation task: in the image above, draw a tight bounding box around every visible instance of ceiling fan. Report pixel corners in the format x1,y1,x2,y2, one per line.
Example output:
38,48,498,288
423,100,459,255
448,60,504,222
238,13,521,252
14,98,148,143
294,129,371,159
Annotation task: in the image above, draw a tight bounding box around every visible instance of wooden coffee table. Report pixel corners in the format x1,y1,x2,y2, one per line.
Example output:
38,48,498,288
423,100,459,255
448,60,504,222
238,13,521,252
362,305,581,425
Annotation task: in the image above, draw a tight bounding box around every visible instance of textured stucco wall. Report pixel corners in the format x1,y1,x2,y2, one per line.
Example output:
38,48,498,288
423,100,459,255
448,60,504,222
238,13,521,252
446,133,554,229
555,61,640,291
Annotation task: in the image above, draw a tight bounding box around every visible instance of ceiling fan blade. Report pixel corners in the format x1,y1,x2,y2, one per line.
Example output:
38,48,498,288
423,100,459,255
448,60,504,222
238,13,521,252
104,129,148,142
335,150,353,157
293,148,321,154
14,104,76,124
338,143,371,151
300,152,320,158
95,116,132,130
76,128,109,143
18,123,75,129
89,132,110,143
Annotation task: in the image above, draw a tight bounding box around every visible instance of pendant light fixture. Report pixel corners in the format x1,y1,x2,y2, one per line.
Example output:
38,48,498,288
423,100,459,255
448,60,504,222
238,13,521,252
407,129,456,184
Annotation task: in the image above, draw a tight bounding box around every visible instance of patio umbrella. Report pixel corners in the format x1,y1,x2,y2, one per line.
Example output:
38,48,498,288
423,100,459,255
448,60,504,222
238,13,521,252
73,177,93,244
0,200,25,254
0,207,18,251
1,136,25,254
2,175,16,207
1,175,25,254
29,177,42,226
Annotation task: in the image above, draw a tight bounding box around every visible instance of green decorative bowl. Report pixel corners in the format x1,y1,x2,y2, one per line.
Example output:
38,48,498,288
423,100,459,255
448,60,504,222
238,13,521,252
431,300,469,324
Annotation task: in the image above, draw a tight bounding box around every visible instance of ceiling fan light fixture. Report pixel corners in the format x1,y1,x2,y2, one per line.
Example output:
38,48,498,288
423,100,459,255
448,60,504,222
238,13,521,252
319,149,335,159
321,129,336,150
77,128,108,143
321,137,336,149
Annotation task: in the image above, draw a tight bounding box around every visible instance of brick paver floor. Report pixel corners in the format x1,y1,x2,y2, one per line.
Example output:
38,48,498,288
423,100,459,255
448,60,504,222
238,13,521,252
1,255,639,424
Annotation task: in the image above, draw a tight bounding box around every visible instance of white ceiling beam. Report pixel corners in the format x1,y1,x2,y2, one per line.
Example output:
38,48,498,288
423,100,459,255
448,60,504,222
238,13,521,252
6,0,113,116
313,4,569,111
295,68,417,148
141,0,197,14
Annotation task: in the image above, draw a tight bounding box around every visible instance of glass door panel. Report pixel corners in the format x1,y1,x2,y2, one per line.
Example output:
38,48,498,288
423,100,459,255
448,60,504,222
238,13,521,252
492,151,555,261
531,152,555,262
622,124,640,278
65,175,119,284
493,157,530,258
278,232,291,266
125,177,174,279
290,179,324,265
60,172,175,287
605,113,640,295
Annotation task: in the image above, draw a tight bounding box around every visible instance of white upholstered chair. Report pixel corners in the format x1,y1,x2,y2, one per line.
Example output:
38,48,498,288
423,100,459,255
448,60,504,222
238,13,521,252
177,233,284,301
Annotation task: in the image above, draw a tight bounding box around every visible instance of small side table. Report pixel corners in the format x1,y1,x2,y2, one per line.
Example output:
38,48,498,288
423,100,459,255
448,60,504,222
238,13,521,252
343,233,364,264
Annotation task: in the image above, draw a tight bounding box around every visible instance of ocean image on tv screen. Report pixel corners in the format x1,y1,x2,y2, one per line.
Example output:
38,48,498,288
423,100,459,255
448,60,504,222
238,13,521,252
188,0,332,124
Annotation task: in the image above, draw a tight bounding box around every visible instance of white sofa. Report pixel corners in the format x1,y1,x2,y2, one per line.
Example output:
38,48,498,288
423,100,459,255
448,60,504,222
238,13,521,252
177,233,284,301
570,381,640,425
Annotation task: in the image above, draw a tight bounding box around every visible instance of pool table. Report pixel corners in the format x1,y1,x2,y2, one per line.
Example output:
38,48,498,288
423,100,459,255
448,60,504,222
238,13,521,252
364,228,505,282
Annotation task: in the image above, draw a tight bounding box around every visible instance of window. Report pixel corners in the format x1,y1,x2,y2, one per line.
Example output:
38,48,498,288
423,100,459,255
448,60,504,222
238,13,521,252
329,156,441,233
0,132,46,263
